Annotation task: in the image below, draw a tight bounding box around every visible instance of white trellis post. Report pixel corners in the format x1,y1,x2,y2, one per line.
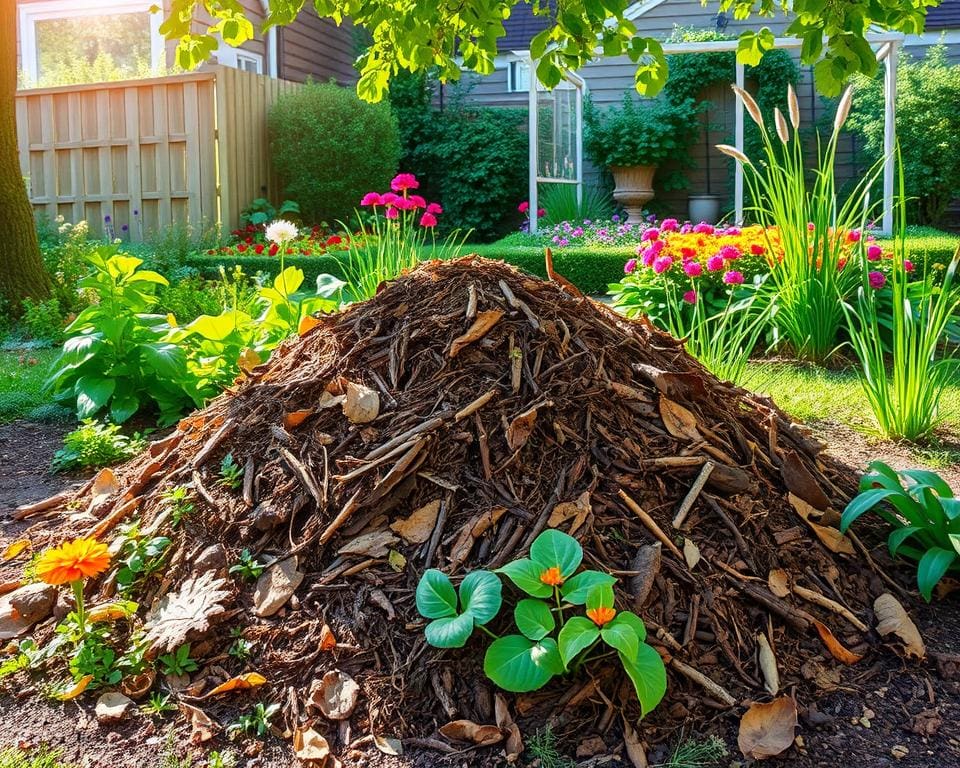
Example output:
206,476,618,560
881,41,899,235
734,60,745,225
528,54,539,234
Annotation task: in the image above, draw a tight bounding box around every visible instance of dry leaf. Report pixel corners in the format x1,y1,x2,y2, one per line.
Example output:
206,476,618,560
548,491,591,536
874,593,925,660
767,569,791,598
788,494,854,555
319,623,337,652
390,500,440,544
143,571,231,652
812,619,863,665
659,398,702,442
298,314,322,336
757,633,780,695
89,467,118,507
2,540,30,561
373,735,403,756
622,720,648,768
494,694,523,763
738,697,798,759
310,670,360,720
180,702,218,744
253,557,304,618
318,391,345,409
343,381,380,424
55,675,93,701
506,408,537,451
237,347,261,374
283,409,314,430
781,451,831,510
449,310,503,357
682,538,701,570
294,726,341,766
387,549,407,572
86,602,133,623
203,672,267,697
449,507,507,568
439,720,505,746
337,530,398,558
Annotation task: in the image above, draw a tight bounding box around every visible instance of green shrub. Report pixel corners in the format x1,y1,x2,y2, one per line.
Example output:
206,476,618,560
539,184,614,225
52,420,146,472
269,81,400,225
36,218,97,316
21,297,66,343
157,275,224,324
392,74,529,242
847,45,960,225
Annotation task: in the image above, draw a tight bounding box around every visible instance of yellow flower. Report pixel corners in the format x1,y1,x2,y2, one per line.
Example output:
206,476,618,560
586,606,617,627
35,538,111,586
539,567,564,586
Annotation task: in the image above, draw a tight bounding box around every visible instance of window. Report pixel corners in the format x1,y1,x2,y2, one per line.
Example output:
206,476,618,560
18,1,164,87
507,59,531,93
215,40,265,75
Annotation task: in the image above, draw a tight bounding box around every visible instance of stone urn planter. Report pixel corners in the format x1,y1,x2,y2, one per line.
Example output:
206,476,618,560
688,194,721,225
611,165,656,225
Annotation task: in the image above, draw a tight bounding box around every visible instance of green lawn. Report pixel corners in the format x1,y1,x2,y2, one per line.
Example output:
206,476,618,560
0,347,64,424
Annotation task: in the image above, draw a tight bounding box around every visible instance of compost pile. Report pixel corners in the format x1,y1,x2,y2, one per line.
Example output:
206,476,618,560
13,257,911,761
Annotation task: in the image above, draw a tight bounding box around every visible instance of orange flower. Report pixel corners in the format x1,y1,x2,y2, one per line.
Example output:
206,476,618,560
539,567,564,586
35,538,111,586
586,606,617,627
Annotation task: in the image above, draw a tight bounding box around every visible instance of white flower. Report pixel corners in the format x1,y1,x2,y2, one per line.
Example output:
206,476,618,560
265,219,299,245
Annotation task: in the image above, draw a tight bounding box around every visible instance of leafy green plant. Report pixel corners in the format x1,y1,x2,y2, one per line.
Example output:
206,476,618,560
842,159,960,441
660,735,729,768
115,529,172,593
161,485,196,526
841,461,960,601
141,691,178,716
228,549,265,580
416,530,667,716
205,752,237,768
724,86,882,363
51,420,146,472
228,629,253,661
218,454,244,490
0,746,78,768
46,245,199,423
525,727,575,768
67,634,123,688
20,297,66,344
158,644,199,677
538,184,614,226
227,702,281,739
241,197,300,228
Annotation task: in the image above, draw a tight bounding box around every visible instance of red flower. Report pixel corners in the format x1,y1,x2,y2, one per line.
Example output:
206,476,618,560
237,244,247,253
518,201,530,214
269,243,279,256
304,249,312,255
254,244,265,254
245,236,253,244
287,247,294,254
420,212,438,228
750,243,765,255
326,235,343,246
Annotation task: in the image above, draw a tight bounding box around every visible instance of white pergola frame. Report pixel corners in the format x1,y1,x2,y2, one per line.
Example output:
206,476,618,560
527,31,903,235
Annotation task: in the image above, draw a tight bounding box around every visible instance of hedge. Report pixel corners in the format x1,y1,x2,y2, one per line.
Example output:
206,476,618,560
184,226,957,297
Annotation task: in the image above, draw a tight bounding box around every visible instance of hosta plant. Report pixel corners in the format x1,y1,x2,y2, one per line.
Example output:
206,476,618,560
840,461,960,601
415,530,667,716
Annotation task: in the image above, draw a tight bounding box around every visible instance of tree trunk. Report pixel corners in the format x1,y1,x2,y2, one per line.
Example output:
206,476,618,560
0,2,50,308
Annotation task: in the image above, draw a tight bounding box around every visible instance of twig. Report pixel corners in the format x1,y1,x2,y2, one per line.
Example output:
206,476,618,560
192,471,219,511
363,413,450,461
617,488,684,560
318,489,362,545
792,584,869,632
242,456,256,508
455,389,498,422
86,496,141,541
669,659,737,706
423,496,449,567
499,279,540,330
191,418,236,468
672,460,715,529
334,438,416,483
280,448,324,509
13,491,72,520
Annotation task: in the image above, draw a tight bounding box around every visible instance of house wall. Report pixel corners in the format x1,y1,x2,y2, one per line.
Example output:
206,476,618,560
278,6,359,85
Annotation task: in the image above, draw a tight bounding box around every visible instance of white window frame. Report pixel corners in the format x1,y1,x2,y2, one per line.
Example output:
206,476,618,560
18,0,164,85
216,39,265,74
507,58,531,93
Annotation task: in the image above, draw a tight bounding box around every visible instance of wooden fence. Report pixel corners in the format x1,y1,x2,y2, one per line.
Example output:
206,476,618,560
15,67,301,240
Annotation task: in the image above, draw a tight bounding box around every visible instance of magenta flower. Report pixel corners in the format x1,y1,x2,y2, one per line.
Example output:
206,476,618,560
649,239,665,255
706,255,725,271
419,212,437,228
653,256,674,274
661,218,679,232
361,192,384,206
847,229,861,243
693,222,714,235
641,228,660,242
427,202,443,215
904,259,914,273
385,207,399,220
409,194,427,209
807,222,815,231
867,244,883,261
391,173,419,192
683,290,697,304
394,197,416,211
868,271,886,289
719,245,741,261
723,270,744,285
537,208,546,218
683,261,703,277
518,201,530,214
641,247,657,267
382,192,400,206
725,226,741,236
624,258,638,274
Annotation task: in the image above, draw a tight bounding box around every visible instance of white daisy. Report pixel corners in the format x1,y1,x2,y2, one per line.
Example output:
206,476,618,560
265,219,299,245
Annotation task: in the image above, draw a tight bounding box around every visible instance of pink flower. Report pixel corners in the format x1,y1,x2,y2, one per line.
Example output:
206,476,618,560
641,247,657,267
393,197,416,211
518,201,530,214
624,258,638,274
641,228,660,242
683,261,703,277
537,208,546,218
719,245,741,261
706,255,725,271
661,218,679,232
867,244,883,261
683,290,697,304
725,226,741,236
723,270,744,284
409,194,427,209
391,173,419,192
419,212,437,228
868,271,886,289
427,202,443,215
904,259,914,272
693,222,714,235
847,229,861,243
361,192,384,206
653,256,674,274
385,207,399,220
807,222,815,231
382,192,400,206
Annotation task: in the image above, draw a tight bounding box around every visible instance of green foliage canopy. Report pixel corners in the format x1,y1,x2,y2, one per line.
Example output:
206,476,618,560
159,0,941,100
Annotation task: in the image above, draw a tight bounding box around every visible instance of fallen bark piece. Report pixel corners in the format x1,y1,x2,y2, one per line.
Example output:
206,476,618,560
439,720,505,746
96,692,134,724
738,697,798,760
874,593,925,660
390,499,441,544
253,557,304,617
449,310,504,357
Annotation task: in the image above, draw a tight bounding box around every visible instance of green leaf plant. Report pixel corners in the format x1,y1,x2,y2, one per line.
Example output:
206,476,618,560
841,461,960,602
415,530,667,717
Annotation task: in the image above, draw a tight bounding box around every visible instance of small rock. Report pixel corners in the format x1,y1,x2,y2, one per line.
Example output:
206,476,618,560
576,737,606,758
96,692,134,724
891,745,909,760
193,544,227,573
253,557,304,617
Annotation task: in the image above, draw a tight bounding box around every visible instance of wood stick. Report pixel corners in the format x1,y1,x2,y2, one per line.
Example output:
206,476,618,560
191,418,236,468
455,389,498,422
644,456,706,469
242,456,256,507
192,471,220,511
318,489,362,545
86,496,141,541
280,448,324,509
13,491,72,520
644,618,683,652
334,438,416,483
618,489,684,560
423,497,449,567
791,584,869,632
499,279,540,330
673,460,715,529
363,413,450,461
669,659,737,706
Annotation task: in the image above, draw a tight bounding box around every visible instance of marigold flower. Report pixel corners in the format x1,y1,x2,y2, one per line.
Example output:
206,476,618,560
391,173,419,192
539,567,564,586
36,538,111,586
681,247,697,260
750,243,765,255
586,605,616,626
868,271,886,289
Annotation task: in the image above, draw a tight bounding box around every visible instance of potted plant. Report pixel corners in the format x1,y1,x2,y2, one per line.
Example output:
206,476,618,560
584,95,700,224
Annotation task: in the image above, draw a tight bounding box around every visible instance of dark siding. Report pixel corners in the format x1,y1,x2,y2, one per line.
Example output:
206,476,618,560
278,7,358,85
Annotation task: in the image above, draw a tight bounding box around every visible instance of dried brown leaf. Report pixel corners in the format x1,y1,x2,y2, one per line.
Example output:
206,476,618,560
373,735,403,756
310,670,360,720
298,313,322,336
283,409,314,430
449,310,503,358
439,720,505,746
143,571,231,652
337,530,398,558
738,696,798,759
682,538,701,570
55,675,93,701
659,398,701,442
812,619,863,665
788,494,854,554
390,499,441,544
181,702,218,744
319,623,337,652
1,540,30,561
89,467,118,507
548,491,591,535
202,672,267,698
767,569,791,598
874,593,925,660
343,381,380,424
448,507,507,568
622,720,648,768
506,408,538,451
757,632,780,694
781,451,831,510
293,726,341,766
